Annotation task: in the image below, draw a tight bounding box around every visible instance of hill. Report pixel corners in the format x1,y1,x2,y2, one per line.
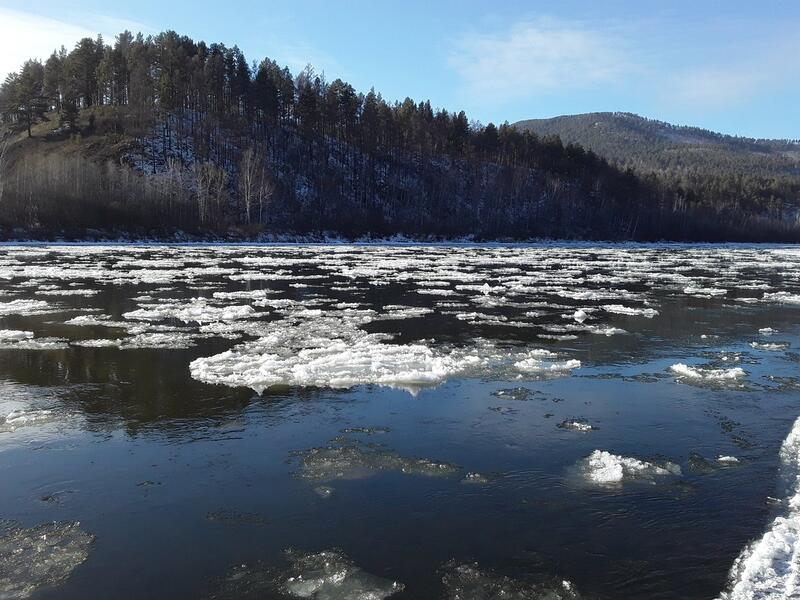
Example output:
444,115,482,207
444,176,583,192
514,112,800,178
1,33,799,242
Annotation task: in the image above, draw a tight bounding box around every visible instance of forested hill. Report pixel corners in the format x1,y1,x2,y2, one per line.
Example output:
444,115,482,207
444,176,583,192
0,32,799,242
514,112,800,178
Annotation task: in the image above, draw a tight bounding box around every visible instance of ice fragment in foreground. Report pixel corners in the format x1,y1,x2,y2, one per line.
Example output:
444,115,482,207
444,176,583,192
717,415,800,599
0,520,94,599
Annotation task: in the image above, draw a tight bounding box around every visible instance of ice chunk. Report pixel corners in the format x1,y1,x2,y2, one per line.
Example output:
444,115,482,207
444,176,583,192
684,286,727,297
0,337,69,350
515,356,581,375
572,309,588,324
576,450,681,486
460,472,494,485
750,342,789,351
123,298,255,324
190,318,482,393
0,330,34,341
588,325,627,336
0,520,94,598
717,456,740,464
558,420,595,432
670,363,746,382
717,416,800,599
763,292,800,305
281,549,404,599
119,332,199,350
71,339,120,348
0,299,57,316
37,289,100,297
441,561,581,599
602,304,658,318
492,387,538,401
293,437,459,481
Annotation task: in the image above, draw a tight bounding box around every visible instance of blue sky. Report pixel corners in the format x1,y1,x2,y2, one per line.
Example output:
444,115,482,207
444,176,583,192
1,0,798,139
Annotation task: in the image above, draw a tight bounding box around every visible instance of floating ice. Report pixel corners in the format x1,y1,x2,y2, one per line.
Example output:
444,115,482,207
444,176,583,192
190,317,482,393
572,309,588,323
576,450,681,486
515,355,581,376
0,330,34,341
0,299,57,316
460,472,493,485
37,289,100,297
293,437,459,481
123,298,256,324
0,520,94,598
602,304,658,318
71,339,120,348
282,549,404,599
441,561,581,600
684,286,727,297
0,337,70,350
588,325,627,336
670,363,746,382
763,292,800,305
750,342,790,351
558,420,595,432
717,456,740,464
119,332,200,350
718,416,800,599
492,387,538,401
759,328,778,336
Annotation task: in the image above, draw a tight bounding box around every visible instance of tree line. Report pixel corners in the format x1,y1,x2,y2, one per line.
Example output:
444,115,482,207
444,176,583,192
0,30,798,240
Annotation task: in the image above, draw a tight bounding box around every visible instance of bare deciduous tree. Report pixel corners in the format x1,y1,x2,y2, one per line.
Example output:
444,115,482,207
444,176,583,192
0,134,9,204
237,146,257,224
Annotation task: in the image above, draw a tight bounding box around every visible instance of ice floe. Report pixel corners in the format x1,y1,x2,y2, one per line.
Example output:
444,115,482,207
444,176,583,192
0,299,57,316
576,450,681,486
0,337,70,350
670,363,747,383
514,354,581,376
750,342,790,351
602,304,659,318
0,330,34,341
123,298,256,324
211,549,404,599
684,286,727,297
440,561,581,599
558,420,596,432
282,549,404,599
190,316,484,393
293,436,460,481
717,416,800,599
763,292,800,305
0,520,94,598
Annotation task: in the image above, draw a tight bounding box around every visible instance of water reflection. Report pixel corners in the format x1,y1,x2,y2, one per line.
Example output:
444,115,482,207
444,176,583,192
0,244,799,599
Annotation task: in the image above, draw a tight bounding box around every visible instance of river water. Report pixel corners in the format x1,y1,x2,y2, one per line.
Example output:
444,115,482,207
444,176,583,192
1,243,799,599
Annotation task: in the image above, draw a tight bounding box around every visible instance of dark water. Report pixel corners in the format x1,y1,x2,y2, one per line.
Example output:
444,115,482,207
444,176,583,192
1,244,799,599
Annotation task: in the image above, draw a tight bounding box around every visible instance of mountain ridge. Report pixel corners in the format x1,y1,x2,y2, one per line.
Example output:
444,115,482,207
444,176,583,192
514,112,800,178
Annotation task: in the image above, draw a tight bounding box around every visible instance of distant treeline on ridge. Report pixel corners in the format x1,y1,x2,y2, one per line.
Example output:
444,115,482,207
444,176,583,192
0,30,798,240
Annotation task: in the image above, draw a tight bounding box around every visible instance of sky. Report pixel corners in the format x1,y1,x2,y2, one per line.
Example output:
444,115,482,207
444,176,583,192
0,0,798,139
